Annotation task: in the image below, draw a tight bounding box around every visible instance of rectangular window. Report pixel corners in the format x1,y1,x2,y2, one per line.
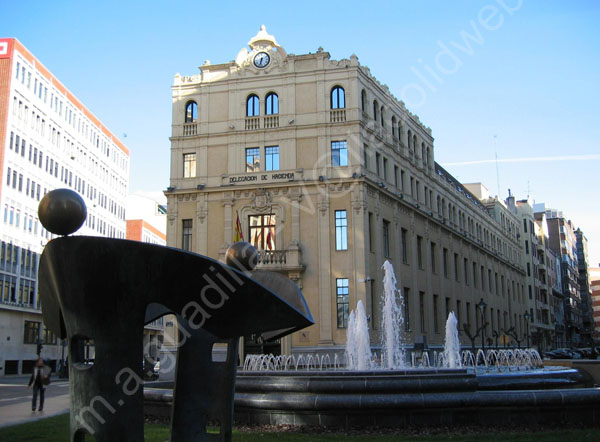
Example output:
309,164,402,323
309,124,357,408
394,165,399,188
456,300,462,328
466,303,471,329
481,266,485,291
445,297,451,322
382,219,390,257
335,210,348,250
417,236,423,269
401,228,408,264
181,219,192,251
249,214,276,250
525,240,529,254
6,168,10,186
336,278,350,328
454,253,459,281
473,262,477,288
265,146,280,171
331,141,348,166
246,147,260,172
443,248,448,278
404,287,410,332
183,153,196,178
24,320,40,344
495,273,499,295
419,291,426,332
433,295,439,333
42,324,57,345
401,170,405,191
363,144,369,170
375,152,381,176
464,258,469,285
383,157,388,181
430,242,436,273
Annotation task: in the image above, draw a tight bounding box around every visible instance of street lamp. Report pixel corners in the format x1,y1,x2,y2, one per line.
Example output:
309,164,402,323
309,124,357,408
524,310,530,348
477,298,487,352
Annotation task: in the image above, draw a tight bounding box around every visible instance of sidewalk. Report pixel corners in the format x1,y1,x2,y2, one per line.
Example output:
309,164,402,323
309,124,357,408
0,376,70,428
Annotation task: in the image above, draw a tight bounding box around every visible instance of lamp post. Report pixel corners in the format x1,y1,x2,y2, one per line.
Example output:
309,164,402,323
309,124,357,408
477,298,487,352
524,310,530,348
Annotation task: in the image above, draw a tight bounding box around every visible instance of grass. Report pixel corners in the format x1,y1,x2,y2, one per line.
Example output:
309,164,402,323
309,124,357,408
1,413,599,441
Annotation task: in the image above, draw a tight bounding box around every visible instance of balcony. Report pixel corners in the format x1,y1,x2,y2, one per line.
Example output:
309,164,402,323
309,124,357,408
245,117,260,130
264,115,279,129
256,245,304,274
183,123,198,136
330,109,346,123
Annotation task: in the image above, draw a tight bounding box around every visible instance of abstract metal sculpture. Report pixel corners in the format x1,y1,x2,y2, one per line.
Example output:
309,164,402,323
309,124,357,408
37,189,313,442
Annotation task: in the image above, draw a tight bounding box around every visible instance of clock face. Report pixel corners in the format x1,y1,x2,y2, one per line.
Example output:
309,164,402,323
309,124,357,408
253,52,270,68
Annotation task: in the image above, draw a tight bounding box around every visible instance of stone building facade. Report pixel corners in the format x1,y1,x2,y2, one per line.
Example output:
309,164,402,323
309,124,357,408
167,27,529,357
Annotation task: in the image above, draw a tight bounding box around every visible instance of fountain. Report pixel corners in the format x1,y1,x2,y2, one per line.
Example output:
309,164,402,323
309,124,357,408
380,261,405,369
442,311,462,369
144,259,600,428
345,300,372,370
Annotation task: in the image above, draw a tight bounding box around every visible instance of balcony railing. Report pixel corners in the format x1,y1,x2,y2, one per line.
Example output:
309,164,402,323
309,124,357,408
255,247,304,273
264,115,279,128
258,250,287,265
330,109,346,123
183,123,198,136
245,117,260,130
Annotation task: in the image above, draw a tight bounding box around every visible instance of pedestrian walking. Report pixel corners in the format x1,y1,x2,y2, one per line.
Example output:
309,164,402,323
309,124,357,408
27,357,50,411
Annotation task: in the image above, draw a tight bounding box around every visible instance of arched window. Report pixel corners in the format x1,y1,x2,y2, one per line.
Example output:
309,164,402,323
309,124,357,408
331,86,345,109
407,130,412,150
246,94,259,117
265,92,279,115
426,147,431,168
380,106,384,126
391,116,397,137
361,89,367,112
373,100,378,122
185,101,197,123
413,135,417,153
421,143,426,161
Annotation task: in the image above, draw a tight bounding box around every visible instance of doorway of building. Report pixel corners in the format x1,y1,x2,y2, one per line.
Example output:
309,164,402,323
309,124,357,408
244,334,281,356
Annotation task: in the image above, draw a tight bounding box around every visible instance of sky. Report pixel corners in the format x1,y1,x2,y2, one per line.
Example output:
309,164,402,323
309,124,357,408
2,0,599,265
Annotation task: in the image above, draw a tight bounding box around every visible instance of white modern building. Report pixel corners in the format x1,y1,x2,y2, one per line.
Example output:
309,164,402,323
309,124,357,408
0,38,130,375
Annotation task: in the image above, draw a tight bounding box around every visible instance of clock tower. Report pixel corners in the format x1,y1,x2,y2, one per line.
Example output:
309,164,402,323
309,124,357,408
234,25,287,71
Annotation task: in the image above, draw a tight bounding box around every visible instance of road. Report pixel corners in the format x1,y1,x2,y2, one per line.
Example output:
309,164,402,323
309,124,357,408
0,375,70,428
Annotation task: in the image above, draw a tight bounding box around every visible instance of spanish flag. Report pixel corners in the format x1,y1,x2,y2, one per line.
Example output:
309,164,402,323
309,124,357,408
234,210,244,242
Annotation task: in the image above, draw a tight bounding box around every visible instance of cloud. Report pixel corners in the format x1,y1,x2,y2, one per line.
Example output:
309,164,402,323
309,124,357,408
443,154,600,167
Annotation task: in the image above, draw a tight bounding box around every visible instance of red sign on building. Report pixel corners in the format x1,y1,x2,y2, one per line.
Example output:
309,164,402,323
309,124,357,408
0,39,13,59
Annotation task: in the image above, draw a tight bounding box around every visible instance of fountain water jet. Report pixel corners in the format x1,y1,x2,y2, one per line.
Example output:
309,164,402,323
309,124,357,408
381,260,405,369
345,300,372,370
443,312,461,368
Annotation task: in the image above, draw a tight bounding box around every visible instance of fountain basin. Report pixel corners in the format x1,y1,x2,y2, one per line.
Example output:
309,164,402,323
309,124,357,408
144,366,600,428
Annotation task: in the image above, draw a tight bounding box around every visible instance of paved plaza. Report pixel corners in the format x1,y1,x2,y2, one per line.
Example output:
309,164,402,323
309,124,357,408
0,375,69,428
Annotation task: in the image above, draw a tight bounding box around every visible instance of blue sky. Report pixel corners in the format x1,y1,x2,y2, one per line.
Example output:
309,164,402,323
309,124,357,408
2,0,599,265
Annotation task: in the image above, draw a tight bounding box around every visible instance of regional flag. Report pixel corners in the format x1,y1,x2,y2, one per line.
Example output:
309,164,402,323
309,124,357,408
234,210,244,242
